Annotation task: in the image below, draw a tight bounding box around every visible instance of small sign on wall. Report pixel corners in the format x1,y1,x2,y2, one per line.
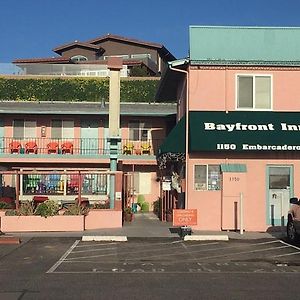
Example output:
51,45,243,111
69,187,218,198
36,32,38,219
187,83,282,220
41,126,46,137
162,181,171,191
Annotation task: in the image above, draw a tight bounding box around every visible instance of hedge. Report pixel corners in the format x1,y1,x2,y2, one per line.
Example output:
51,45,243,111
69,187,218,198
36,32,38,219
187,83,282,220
0,77,164,103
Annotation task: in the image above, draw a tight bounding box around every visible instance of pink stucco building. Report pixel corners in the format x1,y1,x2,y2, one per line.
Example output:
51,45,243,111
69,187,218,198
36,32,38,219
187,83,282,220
158,26,300,231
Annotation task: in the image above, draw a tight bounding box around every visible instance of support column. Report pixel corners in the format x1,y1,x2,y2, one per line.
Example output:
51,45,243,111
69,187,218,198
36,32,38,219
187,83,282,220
107,58,123,209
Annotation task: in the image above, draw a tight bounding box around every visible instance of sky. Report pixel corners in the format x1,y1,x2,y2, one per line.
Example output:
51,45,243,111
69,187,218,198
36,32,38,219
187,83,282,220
1,0,300,62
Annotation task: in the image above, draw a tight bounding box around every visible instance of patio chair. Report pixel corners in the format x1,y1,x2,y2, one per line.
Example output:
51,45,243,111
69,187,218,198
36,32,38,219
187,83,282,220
25,141,38,154
123,143,134,155
61,141,73,154
47,142,59,154
141,143,151,155
9,141,22,154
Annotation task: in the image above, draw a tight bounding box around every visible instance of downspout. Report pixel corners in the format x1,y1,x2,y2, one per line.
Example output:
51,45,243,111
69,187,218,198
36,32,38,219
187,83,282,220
169,62,189,208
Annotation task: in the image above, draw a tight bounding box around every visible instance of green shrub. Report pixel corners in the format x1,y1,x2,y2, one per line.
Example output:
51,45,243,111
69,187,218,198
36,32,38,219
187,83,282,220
5,209,18,216
137,194,145,206
34,200,59,218
18,201,35,216
141,202,150,212
0,202,13,209
0,77,164,103
63,204,89,216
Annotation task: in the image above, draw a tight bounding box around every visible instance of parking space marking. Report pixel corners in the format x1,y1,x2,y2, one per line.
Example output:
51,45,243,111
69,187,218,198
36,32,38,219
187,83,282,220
72,247,117,254
75,242,118,248
272,240,300,258
46,240,80,273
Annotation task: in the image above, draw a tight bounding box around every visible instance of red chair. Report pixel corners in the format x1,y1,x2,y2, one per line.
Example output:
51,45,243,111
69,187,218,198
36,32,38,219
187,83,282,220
47,142,59,154
9,141,22,154
61,141,73,154
25,141,38,154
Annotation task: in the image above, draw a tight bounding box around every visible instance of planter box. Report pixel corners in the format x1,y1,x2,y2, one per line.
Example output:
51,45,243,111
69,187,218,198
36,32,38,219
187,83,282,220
85,209,122,230
1,215,84,232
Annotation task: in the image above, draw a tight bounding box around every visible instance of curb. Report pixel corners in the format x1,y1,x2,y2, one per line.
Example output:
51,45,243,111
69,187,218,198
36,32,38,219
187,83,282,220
184,235,229,241
82,236,128,242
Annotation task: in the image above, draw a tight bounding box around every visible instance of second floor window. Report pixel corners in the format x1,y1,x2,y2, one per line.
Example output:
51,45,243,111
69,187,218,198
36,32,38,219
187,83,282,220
129,121,150,141
51,120,74,139
237,75,272,110
13,120,36,139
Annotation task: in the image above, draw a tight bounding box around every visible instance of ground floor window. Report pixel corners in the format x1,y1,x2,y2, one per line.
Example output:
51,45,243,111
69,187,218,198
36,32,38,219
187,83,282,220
194,165,221,191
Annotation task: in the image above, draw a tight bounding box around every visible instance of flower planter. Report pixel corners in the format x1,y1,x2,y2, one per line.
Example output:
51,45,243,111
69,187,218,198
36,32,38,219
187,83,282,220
1,215,84,232
84,209,122,230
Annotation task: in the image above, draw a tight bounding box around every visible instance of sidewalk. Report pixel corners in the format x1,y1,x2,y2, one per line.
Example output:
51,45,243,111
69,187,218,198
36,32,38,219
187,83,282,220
2,212,286,240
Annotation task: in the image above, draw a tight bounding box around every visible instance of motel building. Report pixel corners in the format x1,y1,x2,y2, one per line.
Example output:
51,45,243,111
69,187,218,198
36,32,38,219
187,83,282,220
157,26,300,231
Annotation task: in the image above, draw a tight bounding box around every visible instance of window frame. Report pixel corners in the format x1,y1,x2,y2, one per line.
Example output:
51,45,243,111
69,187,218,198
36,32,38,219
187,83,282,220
128,120,151,142
13,119,37,139
236,74,273,111
51,120,74,139
194,164,221,191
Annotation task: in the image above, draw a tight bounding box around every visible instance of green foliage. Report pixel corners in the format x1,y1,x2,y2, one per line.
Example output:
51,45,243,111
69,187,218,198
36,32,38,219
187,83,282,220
5,209,18,216
18,201,35,216
0,77,164,103
141,202,150,212
93,201,110,209
34,200,59,218
63,204,89,216
0,202,12,209
137,194,145,206
124,206,132,214
153,197,161,216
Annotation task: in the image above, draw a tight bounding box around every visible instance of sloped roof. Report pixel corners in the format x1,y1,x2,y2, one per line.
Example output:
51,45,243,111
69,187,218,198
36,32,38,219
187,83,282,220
53,41,103,55
13,57,71,64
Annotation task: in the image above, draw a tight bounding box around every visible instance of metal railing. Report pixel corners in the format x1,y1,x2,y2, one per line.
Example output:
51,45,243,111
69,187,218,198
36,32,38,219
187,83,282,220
0,137,163,156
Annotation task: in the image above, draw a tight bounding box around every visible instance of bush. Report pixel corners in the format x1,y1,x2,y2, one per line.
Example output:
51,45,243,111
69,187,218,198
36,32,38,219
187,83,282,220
63,204,89,216
137,194,145,206
93,201,110,209
0,202,13,209
141,202,150,212
0,77,164,103
18,201,35,216
153,197,161,216
34,200,59,218
5,209,18,216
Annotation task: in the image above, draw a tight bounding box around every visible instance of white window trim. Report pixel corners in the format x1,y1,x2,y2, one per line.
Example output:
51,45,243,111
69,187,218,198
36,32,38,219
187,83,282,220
235,74,273,111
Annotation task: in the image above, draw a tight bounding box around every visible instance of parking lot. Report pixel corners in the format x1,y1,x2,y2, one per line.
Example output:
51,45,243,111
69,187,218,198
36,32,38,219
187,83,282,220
47,238,300,274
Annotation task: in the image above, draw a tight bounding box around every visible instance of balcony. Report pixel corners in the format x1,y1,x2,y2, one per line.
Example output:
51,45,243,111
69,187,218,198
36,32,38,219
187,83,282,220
0,137,163,158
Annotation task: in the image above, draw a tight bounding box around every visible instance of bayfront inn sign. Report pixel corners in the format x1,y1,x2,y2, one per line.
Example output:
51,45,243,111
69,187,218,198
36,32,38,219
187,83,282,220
189,111,300,152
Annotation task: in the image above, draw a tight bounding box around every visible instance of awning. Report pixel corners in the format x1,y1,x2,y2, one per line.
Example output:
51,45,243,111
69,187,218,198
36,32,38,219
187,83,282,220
158,115,186,155
221,164,247,173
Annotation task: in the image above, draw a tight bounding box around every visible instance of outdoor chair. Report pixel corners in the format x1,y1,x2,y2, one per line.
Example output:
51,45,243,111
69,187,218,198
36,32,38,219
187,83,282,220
47,141,59,154
25,141,38,154
9,141,22,154
61,141,73,154
141,143,151,155
123,143,134,155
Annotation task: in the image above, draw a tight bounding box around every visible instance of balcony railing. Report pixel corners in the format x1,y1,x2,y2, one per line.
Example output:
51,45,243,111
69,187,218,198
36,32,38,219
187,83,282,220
0,137,163,156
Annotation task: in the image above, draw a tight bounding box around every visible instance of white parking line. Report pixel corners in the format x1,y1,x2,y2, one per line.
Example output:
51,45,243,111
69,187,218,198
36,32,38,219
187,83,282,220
72,247,117,254
75,242,118,248
272,240,300,258
46,240,80,273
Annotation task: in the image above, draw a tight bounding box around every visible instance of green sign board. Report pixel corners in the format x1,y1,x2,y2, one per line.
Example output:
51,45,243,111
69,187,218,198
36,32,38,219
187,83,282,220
189,111,300,152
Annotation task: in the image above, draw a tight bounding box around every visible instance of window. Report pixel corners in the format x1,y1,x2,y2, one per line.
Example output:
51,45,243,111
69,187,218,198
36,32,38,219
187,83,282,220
70,55,88,63
194,165,221,191
237,75,272,109
129,121,150,141
51,120,74,139
269,167,290,189
13,120,36,139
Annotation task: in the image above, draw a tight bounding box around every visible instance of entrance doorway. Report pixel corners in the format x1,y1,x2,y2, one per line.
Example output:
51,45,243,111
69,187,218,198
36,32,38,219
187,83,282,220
267,166,293,226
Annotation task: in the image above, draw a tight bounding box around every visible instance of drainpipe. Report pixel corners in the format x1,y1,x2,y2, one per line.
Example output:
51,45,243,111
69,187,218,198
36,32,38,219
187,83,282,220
169,61,189,209
107,58,122,209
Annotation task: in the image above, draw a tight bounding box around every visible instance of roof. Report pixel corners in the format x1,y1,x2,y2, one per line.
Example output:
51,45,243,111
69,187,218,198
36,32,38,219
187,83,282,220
13,57,71,64
87,33,164,49
190,26,300,65
0,101,176,116
87,33,176,61
53,41,103,55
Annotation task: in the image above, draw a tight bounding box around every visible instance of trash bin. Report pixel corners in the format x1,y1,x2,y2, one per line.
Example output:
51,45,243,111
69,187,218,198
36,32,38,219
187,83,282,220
132,203,138,213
